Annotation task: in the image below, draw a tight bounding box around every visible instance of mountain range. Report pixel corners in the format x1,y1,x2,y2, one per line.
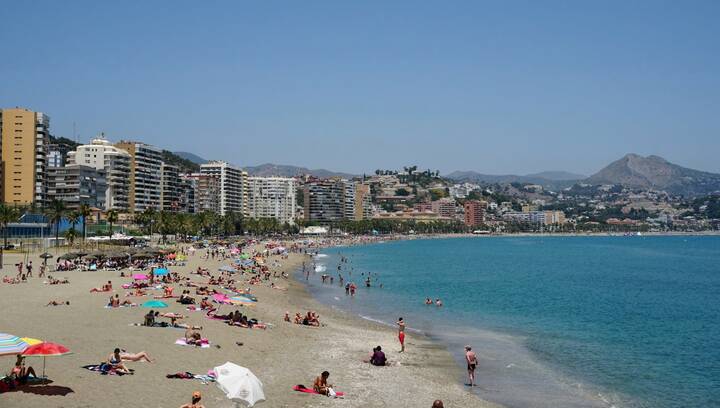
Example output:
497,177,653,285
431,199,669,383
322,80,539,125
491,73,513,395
175,151,720,197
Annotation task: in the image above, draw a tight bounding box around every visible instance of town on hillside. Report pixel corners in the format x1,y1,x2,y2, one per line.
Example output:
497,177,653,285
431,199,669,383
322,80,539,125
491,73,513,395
1,107,719,245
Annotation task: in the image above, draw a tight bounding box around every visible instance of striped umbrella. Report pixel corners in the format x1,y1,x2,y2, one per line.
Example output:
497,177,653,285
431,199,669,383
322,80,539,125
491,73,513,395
0,333,29,356
229,296,256,306
21,337,44,346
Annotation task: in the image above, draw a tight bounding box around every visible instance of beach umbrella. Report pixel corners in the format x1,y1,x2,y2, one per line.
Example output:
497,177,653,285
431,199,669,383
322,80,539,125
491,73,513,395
240,253,250,259
22,341,72,379
214,362,265,407
166,253,176,260
154,268,169,276
39,252,53,259
141,300,168,308
228,296,256,306
0,333,29,356
20,337,43,346
219,265,236,273
132,274,148,280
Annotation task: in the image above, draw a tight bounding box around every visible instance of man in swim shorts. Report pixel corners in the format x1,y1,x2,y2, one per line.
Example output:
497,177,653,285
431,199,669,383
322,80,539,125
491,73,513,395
397,317,405,353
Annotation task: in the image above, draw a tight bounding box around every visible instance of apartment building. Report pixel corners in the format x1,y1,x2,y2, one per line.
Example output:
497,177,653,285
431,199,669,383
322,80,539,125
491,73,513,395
115,141,162,212
247,176,297,224
303,179,356,223
199,161,247,216
67,136,131,210
0,108,49,207
464,200,488,227
47,165,106,211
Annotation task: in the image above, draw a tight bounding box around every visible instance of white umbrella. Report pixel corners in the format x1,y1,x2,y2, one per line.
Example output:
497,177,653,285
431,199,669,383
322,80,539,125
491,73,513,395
214,362,265,407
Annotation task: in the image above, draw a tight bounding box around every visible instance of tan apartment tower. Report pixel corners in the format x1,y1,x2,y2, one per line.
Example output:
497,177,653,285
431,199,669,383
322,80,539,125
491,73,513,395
0,108,49,207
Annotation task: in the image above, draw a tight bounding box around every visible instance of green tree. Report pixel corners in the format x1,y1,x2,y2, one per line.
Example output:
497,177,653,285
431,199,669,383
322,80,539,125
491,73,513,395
106,210,119,238
45,199,67,247
79,203,92,245
0,204,20,248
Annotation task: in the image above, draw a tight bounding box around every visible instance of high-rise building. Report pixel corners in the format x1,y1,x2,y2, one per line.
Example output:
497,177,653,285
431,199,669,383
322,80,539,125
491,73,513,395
0,108,49,207
47,165,106,211
199,161,247,216
431,198,456,218
160,163,181,212
304,179,356,223
353,183,373,220
247,176,297,224
115,141,162,212
178,175,196,214
464,200,487,227
189,173,221,213
67,136,131,211
47,146,64,168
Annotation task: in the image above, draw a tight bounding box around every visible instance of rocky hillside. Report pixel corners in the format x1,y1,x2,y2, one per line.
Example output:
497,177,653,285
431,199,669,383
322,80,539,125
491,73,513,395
586,154,720,196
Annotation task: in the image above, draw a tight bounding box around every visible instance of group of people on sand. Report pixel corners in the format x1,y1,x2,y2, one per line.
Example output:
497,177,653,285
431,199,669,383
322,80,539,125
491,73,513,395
285,311,321,327
209,309,265,329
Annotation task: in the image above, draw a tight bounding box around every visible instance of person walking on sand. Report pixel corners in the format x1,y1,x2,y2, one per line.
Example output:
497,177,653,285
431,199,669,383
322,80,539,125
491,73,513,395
397,317,406,353
465,345,478,386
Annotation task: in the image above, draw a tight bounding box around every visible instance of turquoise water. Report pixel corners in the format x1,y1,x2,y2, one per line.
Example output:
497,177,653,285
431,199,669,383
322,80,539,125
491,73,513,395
302,236,720,408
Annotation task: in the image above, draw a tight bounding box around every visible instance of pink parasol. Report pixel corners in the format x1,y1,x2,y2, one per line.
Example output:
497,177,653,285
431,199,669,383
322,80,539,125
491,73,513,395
132,274,148,280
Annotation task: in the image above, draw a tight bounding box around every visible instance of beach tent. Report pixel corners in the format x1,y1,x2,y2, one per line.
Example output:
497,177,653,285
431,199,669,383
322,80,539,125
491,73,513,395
0,333,28,356
214,362,265,407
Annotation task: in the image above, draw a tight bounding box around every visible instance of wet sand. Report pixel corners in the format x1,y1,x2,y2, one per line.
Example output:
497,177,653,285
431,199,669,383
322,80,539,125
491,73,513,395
0,246,500,408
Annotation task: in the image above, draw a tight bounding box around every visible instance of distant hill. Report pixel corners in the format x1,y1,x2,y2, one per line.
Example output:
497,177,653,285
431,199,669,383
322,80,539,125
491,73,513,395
445,171,580,189
244,163,357,179
525,171,586,181
586,154,720,196
173,151,207,165
161,150,200,173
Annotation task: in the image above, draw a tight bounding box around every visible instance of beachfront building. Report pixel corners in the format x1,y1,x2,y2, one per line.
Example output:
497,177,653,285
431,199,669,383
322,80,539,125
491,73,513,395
303,179,356,223
67,136,131,211
47,164,107,211
0,108,50,207
186,173,221,214
160,163,181,212
431,197,456,218
354,183,373,220
247,176,297,224
503,210,566,225
47,146,64,168
178,175,196,213
199,161,247,216
115,141,163,212
464,200,488,227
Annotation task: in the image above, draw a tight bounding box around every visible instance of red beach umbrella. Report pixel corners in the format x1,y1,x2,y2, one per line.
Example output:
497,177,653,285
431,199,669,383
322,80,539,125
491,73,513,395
22,342,72,380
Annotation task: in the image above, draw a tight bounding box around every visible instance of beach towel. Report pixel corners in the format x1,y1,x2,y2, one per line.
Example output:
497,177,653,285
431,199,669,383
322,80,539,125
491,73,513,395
128,323,185,330
292,385,345,396
82,364,133,376
166,372,216,384
175,338,210,348
104,304,136,308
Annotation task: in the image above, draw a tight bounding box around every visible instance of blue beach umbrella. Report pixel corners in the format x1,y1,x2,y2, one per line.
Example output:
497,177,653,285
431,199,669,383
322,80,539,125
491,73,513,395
153,268,169,276
141,300,168,308
0,333,29,356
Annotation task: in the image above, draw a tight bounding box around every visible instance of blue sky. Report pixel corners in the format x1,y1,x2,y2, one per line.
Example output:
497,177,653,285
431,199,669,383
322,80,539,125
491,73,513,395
1,1,718,175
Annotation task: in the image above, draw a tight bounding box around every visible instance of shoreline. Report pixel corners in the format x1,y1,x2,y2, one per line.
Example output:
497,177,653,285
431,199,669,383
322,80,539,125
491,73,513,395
0,244,499,408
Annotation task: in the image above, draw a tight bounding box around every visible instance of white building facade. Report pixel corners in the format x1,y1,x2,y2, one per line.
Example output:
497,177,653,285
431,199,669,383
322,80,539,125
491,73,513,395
67,136,131,210
247,177,297,224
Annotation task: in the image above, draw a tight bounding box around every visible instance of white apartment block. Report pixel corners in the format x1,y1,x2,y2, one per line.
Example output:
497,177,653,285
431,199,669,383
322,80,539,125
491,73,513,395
199,161,248,216
67,136,131,210
247,176,297,224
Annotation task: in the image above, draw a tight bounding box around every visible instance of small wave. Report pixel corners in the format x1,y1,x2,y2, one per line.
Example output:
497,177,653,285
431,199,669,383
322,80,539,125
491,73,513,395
314,254,328,258
314,265,327,272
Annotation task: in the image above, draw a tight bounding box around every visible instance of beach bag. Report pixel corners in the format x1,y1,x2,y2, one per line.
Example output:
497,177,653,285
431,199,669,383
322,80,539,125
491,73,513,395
328,387,337,397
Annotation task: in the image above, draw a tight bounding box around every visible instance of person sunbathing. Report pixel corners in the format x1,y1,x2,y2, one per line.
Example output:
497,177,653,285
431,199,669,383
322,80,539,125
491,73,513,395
163,286,174,297
91,280,113,292
369,346,388,366
294,312,303,324
313,371,333,396
109,294,134,307
284,311,291,322
9,356,37,384
144,310,156,326
107,348,132,374
199,297,213,310
119,350,153,363
46,300,70,306
184,328,202,345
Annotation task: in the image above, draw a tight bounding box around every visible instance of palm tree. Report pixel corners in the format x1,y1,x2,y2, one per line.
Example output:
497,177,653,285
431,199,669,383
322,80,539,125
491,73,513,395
45,199,66,247
79,203,92,246
64,228,78,245
106,210,119,238
66,211,81,245
0,204,20,249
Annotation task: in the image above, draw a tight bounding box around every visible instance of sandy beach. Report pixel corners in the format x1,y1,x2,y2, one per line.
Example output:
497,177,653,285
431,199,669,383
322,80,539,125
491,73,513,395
0,244,500,408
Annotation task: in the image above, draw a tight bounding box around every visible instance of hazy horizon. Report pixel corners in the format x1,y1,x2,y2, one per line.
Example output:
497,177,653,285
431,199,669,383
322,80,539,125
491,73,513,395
2,1,718,175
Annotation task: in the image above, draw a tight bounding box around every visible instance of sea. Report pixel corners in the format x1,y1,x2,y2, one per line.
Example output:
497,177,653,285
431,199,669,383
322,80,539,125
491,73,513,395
299,236,720,408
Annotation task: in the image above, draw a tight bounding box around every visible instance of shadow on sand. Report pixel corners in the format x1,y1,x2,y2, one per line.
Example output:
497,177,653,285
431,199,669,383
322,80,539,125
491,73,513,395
15,382,74,396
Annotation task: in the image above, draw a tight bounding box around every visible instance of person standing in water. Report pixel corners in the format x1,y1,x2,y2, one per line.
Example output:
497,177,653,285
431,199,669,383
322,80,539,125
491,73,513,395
465,345,478,386
397,317,406,353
